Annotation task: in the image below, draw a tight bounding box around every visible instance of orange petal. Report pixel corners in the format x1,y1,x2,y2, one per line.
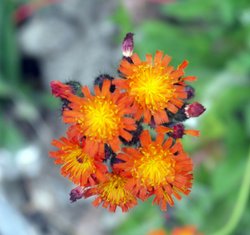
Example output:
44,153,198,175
166,102,179,113
163,137,173,149
162,54,171,67
140,130,152,147
131,53,141,65
178,60,189,69
154,50,163,65
156,126,172,135
101,79,111,96
146,54,153,64
154,110,169,124
155,132,165,145
81,86,92,98
185,129,200,136
182,76,197,82
120,129,132,141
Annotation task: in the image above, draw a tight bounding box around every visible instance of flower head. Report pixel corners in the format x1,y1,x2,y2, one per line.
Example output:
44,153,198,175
49,131,107,187
117,130,193,211
84,171,138,212
148,229,167,235
115,51,195,125
62,80,136,154
172,226,202,235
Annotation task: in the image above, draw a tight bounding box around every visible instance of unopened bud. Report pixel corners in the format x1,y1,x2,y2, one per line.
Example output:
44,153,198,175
122,33,134,57
171,123,185,139
69,186,84,203
185,102,205,118
50,81,72,99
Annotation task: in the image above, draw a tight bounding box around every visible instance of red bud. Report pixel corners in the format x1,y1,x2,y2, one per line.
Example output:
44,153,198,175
50,81,72,99
69,186,84,203
185,102,205,118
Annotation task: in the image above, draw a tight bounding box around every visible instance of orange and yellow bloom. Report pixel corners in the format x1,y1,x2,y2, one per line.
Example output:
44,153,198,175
148,229,167,235
84,171,138,212
50,131,107,187
62,80,136,154
172,225,203,235
115,51,196,124
49,32,205,213
116,130,193,211
147,226,202,235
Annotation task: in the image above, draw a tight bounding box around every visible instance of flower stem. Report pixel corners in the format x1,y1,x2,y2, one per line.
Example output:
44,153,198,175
213,148,250,235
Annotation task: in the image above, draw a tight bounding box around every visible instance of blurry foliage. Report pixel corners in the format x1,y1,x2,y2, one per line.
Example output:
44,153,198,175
113,0,250,234
113,200,165,235
0,0,58,150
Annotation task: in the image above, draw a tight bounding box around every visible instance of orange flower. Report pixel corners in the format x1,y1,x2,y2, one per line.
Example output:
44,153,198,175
115,51,196,124
84,171,138,212
148,229,167,235
172,225,202,235
62,80,136,154
116,130,193,211
49,131,107,187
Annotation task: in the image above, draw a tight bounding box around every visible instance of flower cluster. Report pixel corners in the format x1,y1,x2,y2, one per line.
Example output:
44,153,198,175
49,33,205,212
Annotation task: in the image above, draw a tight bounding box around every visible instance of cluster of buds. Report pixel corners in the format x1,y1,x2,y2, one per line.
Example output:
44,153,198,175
49,33,205,212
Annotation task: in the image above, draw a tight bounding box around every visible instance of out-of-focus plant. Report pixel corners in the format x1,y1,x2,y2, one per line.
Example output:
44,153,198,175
0,0,59,150
112,0,250,234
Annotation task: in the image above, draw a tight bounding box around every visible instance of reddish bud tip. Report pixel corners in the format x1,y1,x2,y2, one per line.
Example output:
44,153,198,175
69,186,84,203
50,81,72,99
122,32,134,57
171,123,185,139
185,102,206,118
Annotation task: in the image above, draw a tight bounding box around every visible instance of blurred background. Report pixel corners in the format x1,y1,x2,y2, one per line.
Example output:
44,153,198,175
0,0,250,235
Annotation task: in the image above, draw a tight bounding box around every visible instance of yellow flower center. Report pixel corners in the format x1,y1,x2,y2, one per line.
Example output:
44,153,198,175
65,147,94,172
135,144,175,187
80,96,121,141
128,64,175,112
100,174,134,205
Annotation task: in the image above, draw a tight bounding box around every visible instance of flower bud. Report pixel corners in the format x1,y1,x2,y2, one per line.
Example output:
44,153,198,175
122,33,134,57
50,81,72,99
171,123,185,139
69,186,84,203
185,102,205,118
